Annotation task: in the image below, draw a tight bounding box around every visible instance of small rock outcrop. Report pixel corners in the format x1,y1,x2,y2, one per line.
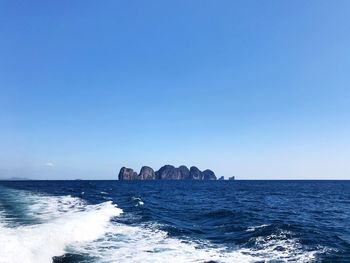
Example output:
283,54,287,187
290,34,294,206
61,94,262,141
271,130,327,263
118,167,138,180
139,166,155,180
178,165,191,180
118,165,217,180
156,165,178,180
155,165,192,180
218,176,225,180
189,166,202,180
202,169,216,180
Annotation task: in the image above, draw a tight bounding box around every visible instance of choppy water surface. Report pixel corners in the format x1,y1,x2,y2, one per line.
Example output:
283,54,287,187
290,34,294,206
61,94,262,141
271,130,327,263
0,180,349,263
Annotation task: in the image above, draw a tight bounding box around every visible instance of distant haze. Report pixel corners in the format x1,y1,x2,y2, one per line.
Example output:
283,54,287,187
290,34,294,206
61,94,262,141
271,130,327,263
1,1,350,180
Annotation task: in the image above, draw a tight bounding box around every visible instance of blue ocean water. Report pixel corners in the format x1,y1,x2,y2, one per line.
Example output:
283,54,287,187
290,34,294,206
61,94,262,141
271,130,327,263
0,180,349,263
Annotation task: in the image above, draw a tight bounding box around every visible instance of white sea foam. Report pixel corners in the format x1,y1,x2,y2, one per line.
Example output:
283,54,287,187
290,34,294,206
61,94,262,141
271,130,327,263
0,189,122,263
240,229,329,262
131,196,144,206
0,188,327,263
246,224,270,232
68,221,326,263
69,223,259,263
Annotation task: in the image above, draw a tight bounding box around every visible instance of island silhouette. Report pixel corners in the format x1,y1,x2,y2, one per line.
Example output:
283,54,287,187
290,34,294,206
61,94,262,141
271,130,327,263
118,165,217,180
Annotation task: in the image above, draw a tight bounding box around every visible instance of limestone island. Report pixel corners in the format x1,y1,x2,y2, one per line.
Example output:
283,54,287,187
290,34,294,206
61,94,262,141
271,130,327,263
118,165,217,180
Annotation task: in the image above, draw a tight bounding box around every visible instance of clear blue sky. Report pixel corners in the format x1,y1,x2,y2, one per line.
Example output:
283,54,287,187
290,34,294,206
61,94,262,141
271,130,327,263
1,1,350,179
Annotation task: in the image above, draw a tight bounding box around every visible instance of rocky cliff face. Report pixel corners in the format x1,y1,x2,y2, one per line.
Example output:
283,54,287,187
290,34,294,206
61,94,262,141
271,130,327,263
202,169,217,180
118,167,138,180
178,165,190,180
139,166,155,180
155,165,192,180
189,166,202,180
118,165,217,180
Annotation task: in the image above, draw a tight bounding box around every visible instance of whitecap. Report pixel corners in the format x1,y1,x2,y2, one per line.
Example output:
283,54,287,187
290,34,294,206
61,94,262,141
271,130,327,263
246,224,270,232
0,188,122,263
132,197,144,206
241,229,325,262
69,223,259,263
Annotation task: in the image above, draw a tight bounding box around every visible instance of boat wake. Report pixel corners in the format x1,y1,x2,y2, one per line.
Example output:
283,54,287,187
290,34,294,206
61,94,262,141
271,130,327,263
0,187,122,263
0,186,328,263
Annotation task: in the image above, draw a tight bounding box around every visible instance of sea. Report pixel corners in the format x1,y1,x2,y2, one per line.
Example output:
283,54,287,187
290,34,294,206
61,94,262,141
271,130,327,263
0,180,349,263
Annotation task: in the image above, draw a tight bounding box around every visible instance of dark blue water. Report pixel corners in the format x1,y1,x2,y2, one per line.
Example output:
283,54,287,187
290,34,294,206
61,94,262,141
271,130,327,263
0,180,349,263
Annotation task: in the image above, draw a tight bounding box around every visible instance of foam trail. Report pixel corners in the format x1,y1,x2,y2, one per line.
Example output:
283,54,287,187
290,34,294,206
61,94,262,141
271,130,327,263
69,223,324,263
70,223,259,263
0,188,122,263
0,187,325,263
